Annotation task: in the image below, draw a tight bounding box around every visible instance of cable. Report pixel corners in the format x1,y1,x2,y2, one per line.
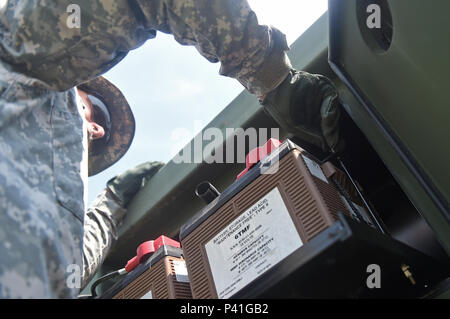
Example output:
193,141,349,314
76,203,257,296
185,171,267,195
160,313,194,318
90,268,127,297
337,157,386,234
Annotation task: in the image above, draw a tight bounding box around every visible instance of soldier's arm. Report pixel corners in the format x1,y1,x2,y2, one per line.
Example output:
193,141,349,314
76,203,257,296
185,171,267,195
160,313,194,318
0,0,290,96
81,161,164,290
0,0,153,91
133,0,291,97
81,189,126,289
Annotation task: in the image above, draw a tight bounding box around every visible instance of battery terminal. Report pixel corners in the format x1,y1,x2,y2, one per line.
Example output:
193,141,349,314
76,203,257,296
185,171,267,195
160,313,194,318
401,264,416,285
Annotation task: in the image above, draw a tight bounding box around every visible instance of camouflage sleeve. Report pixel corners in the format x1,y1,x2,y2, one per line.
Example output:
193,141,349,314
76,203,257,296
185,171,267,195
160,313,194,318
0,0,155,91
0,0,291,96
134,0,292,97
81,189,126,289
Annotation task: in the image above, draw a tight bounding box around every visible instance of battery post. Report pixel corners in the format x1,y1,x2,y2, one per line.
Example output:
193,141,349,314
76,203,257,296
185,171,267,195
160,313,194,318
401,264,416,285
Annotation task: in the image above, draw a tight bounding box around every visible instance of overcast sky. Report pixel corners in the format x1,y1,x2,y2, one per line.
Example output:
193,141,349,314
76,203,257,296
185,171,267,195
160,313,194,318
88,0,328,205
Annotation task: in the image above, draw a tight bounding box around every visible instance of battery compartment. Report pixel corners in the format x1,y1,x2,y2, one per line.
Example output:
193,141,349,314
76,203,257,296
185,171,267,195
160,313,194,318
291,110,449,265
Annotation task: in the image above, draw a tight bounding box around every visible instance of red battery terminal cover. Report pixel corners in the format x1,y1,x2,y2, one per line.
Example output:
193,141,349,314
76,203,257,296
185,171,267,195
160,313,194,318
236,138,283,180
125,235,181,272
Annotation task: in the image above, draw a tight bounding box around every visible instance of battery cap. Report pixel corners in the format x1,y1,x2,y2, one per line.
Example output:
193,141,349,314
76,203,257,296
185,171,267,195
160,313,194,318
125,235,181,272
236,138,282,180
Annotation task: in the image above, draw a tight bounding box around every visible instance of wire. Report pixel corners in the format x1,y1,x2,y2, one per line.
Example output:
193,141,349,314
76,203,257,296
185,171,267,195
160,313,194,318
337,158,386,234
90,268,127,297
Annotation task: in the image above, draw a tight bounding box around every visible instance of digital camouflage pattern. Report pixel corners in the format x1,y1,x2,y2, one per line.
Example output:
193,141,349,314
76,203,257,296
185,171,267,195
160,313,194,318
0,60,86,298
0,0,291,298
0,0,291,95
82,189,127,291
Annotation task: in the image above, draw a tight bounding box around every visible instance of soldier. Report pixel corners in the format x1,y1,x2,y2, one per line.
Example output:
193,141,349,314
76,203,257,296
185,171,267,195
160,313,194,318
0,0,343,298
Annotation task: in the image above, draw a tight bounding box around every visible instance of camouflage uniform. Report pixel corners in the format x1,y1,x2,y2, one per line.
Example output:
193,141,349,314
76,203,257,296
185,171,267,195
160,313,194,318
0,0,291,298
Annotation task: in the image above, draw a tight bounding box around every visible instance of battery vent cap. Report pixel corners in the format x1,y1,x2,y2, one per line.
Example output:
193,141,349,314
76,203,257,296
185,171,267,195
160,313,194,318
236,138,282,180
125,235,181,272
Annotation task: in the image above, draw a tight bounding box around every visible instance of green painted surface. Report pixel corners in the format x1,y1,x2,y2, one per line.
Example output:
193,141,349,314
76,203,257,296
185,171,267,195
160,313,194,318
329,0,450,252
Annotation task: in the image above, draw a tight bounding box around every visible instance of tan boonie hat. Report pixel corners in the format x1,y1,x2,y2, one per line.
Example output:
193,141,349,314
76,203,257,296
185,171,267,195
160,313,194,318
78,76,135,176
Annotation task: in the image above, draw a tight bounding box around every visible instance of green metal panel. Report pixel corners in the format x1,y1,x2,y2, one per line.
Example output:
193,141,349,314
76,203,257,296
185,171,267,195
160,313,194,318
328,0,450,252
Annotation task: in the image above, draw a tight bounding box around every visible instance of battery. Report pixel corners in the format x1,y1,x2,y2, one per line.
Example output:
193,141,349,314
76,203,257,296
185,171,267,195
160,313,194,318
100,240,192,299
179,139,375,299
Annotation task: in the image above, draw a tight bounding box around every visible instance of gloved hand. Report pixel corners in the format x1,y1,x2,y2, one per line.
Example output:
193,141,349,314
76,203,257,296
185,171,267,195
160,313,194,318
261,69,344,154
106,161,165,208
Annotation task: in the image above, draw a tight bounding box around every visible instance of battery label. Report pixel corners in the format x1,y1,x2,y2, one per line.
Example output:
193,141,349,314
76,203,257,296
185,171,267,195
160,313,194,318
205,187,303,299
302,155,328,183
140,290,152,299
173,260,190,283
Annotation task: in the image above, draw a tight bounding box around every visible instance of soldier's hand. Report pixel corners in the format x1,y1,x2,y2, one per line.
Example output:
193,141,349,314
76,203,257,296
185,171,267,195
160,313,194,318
106,161,165,208
261,69,344,154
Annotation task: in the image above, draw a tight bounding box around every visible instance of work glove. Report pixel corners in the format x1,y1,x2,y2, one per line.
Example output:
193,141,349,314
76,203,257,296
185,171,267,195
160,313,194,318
106,161,165,208
261,69,344,154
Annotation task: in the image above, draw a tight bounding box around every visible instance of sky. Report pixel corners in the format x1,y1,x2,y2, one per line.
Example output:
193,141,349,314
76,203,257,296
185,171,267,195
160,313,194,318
87,0,328,205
